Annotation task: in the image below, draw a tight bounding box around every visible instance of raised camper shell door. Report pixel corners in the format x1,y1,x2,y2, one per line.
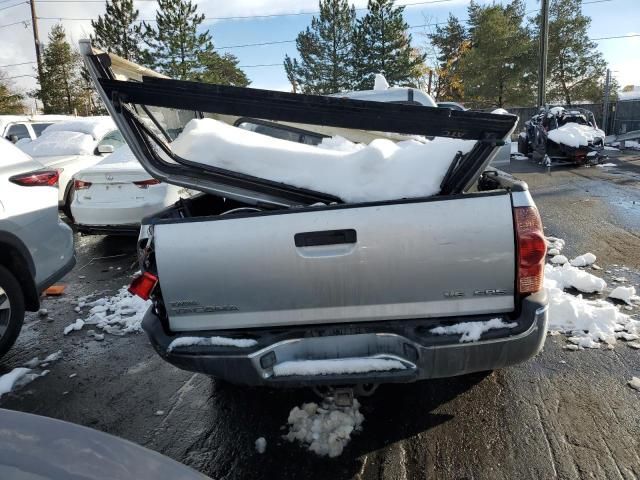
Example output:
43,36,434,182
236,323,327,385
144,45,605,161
80,41,518,207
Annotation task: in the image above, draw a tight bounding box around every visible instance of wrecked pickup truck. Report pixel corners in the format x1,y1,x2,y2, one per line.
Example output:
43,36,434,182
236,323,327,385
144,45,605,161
81,41,548,388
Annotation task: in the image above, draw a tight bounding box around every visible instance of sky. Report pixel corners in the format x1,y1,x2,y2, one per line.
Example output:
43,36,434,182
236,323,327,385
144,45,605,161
0,0,637,106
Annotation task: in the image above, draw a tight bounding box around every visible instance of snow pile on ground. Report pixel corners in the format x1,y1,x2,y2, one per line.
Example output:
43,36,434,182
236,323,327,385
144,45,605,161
167,336,257,352
543,240,640,349
273,358,405,377
570,252,597,267
69,286,151,336
546,283,636,348
546,236,565,256
597,162,617,166
170,118,475,203
551,255,568,265
24,350,62,368
609,286,638,305
0,367,49,397
285,400,364,457
547,123,605,148
545,263,606,293
430,318,517,342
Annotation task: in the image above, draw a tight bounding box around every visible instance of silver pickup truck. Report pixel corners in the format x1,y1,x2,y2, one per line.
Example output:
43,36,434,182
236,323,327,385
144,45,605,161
82,42,548,388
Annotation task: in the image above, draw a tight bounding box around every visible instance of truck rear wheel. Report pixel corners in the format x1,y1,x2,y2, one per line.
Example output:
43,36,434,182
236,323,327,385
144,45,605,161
0,265,25,358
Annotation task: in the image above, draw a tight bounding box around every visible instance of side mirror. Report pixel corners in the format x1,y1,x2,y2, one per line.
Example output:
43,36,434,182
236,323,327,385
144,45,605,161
8,134,19,143
97,144,114,155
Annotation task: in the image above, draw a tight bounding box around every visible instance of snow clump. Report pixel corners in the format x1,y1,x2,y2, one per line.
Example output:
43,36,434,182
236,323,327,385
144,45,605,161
545,263,607,293
608,286,638,305
167,336,257,352
255,437,267,454
430,318,517,342
285,400,364,458
76,286,151,335
569,252,597,267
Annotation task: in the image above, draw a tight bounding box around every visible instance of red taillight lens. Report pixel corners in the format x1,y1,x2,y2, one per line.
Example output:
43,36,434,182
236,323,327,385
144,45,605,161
128,272,158,301
133,179,161,189
514,206,546,294
74,179,92,190
9,169,59,187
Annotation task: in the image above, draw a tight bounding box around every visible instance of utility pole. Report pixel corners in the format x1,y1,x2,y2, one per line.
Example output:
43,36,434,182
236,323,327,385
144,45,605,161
29,0,44,82
602,68,611,134
537,0,550,108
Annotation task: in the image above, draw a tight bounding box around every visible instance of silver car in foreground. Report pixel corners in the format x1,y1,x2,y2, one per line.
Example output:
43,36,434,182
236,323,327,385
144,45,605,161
83,43,548,389
0,139,75,357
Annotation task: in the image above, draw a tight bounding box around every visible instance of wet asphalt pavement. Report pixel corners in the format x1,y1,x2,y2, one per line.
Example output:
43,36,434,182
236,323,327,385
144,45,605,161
1,152,640,479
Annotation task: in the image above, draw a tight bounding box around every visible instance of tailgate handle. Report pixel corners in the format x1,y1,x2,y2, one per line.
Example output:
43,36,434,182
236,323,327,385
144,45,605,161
294,229,357,247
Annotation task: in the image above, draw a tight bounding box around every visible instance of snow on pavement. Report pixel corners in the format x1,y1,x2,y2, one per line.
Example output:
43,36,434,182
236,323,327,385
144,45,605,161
0,367,49,397
273,358,405,377
629,377,640,391
569,252,596,267
167,336,257,352
608,286,638,305
430,318,517,342
543,238,640,349
545,263,607,293
65,286,151,336
285,399,364,458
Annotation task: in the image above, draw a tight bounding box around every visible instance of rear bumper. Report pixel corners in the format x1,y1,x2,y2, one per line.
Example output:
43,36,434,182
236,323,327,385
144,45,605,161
75,223,140,236
71,201,167,231
142,291,548,387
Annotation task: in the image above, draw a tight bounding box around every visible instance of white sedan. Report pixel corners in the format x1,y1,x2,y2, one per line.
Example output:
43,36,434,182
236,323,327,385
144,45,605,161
17,116,124,216
71,146,193,235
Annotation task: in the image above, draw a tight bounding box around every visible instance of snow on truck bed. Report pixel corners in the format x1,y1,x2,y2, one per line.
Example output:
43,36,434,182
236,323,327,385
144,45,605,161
547,122,605,149
171,118,476,203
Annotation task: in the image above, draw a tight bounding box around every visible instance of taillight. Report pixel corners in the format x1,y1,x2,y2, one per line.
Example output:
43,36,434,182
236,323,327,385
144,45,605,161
128,271,158,301
133,179,161,189
9,169,59,187
74,179,92,190
514,206,546,294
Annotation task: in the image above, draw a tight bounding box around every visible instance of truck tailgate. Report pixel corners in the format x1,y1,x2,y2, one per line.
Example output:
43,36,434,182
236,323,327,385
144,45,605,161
153,192,515,331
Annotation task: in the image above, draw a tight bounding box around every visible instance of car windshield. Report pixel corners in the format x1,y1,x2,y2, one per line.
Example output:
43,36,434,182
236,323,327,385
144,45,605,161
31,123,53,137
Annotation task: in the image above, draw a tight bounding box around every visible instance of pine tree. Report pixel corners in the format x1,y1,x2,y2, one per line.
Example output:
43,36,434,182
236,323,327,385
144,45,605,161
34,24,83,114
542,0,608,104
194,51,250,87
91,0,150,65
353,0,426,90
460,0,536,108
0,75,24,114
144,0,213,80
284,0,356,94
428,14,469,101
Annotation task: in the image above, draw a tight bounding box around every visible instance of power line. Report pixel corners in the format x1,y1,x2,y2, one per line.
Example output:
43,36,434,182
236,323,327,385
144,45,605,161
2,74,36,80
0,60,36,68
591,33,640,40
0,0,26,12
0,18,30,29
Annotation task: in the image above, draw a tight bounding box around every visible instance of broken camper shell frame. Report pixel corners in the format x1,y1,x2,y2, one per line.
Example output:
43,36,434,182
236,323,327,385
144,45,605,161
80,40,518,208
